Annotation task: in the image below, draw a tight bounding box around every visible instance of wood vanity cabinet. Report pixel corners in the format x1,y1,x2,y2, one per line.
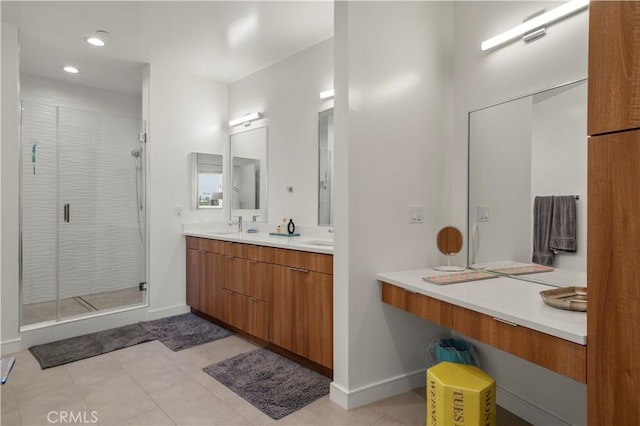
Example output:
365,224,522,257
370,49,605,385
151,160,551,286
185,236,333,371
271,265,333,369
381,281,586,383
588,2,640,424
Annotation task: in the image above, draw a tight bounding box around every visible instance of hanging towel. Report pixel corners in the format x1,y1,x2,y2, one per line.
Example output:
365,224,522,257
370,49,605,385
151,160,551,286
532,196,555,266
550,196,577,252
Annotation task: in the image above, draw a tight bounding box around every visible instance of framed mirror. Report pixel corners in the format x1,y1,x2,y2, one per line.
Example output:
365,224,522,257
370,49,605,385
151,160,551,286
318,108,334,226
191,153,223,209
230,125,268,220
467,79,587,287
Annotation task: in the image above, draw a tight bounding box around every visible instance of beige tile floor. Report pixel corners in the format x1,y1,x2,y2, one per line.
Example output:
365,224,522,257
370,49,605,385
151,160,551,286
0,335,531,426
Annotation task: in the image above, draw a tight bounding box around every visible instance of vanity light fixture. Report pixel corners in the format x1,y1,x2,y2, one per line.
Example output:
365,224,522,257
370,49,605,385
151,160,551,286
481,0,589,51
320,89,334,100
228,112,262,127
85,30,109,47
63,65,80,74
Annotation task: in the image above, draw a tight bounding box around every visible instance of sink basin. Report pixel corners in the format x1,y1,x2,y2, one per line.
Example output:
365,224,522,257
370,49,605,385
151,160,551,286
303,240,334,247
202,230,239,236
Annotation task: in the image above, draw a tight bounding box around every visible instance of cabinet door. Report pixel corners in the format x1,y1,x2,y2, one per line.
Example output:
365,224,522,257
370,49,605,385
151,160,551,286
270,265,298,353
206,252,225,319
299,270,333,369
588,130,640,424
588,1,640,135
223,289,246,331
186,249,206,312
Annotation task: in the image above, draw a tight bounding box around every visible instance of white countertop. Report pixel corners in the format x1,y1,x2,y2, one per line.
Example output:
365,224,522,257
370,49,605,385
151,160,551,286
184,229,333,255
377,268,586,345
472,260,587,288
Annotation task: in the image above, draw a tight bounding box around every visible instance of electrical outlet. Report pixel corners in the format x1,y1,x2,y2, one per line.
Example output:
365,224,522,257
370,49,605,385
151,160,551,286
408,204,424,224
478,205,490,222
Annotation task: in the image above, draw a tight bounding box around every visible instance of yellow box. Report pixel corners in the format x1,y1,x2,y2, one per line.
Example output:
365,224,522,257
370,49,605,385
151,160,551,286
426,361,496,426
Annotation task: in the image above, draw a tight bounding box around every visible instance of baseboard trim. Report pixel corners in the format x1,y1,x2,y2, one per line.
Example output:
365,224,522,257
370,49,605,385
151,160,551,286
0,338,21,356
497,385,571,426
146,304,189,319
331,369,572,425
330,368,426,409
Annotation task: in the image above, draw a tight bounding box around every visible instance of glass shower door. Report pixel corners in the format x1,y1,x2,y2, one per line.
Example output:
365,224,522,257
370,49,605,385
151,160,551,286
21,102,146,326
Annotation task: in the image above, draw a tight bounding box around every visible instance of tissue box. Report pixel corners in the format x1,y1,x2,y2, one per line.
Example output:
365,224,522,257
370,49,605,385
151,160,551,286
426,361,496,426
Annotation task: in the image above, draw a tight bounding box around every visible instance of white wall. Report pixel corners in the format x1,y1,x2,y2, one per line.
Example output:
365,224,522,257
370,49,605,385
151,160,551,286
332,1,454,408
227,38,333,226
147,65,228,316
451,2,588,424
1,23,22,354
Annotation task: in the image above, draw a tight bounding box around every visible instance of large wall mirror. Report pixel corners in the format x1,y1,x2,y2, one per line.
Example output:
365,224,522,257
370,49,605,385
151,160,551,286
191,153,223,209
468,79,587,287
230,125,268,220
318,108,334,226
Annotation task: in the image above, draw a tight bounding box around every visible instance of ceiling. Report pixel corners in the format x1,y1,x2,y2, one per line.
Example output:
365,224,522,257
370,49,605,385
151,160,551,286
2,1,334,96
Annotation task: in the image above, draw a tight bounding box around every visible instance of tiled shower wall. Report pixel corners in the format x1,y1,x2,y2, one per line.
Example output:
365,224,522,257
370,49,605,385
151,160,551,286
21,75,144,304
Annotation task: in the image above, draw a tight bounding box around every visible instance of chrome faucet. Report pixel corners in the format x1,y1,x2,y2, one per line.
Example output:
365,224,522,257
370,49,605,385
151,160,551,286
229,216,243,232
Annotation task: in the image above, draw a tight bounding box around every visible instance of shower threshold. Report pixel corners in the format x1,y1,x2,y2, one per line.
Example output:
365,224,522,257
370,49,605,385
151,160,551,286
22,286,144,326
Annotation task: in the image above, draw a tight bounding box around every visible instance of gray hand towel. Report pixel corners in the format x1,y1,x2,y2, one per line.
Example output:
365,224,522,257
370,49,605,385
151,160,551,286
549,195,577,252
532,196,555,266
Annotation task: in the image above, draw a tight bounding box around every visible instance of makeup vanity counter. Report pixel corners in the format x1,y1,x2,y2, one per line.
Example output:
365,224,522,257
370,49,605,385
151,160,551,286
377,268,587,383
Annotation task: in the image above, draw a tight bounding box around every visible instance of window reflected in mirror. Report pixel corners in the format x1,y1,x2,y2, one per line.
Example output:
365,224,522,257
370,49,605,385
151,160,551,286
192,153,223,209
318,108,333,226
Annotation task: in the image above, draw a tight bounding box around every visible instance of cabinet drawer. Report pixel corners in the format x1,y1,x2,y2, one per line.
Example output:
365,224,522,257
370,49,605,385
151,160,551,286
246,297,269,341
244,260,273,302
245,245,276,263
452,306,586,383
223,242,245,258
381,282,452,328
205,239,226,254
186,236,208,251
223,289,246,330
222,256,245,294
274,248,333,274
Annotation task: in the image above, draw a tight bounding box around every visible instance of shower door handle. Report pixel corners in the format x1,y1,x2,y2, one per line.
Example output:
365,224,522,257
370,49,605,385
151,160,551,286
63,204,70,223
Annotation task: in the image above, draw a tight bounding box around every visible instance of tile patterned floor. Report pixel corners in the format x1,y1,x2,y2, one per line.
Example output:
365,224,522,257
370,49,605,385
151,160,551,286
0,335,531,425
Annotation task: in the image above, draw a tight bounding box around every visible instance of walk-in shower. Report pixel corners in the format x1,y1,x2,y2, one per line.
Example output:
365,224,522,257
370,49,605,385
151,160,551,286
20,101,147,327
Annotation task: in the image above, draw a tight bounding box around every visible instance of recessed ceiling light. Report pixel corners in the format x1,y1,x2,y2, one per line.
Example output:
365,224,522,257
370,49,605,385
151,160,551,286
63,66,80,74
85,30,109,47
86,37,105,47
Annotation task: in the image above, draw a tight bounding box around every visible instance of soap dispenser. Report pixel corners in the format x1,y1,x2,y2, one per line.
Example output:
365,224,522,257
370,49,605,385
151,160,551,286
247,215,259,233
287,218,295,235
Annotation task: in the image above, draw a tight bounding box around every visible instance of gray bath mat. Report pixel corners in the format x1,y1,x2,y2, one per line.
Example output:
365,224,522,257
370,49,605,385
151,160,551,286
140,313,233,351
203,348,330,419
29,323,156,369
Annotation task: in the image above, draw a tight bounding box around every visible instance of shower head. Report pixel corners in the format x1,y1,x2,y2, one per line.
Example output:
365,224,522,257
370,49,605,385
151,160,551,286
131,148,141,158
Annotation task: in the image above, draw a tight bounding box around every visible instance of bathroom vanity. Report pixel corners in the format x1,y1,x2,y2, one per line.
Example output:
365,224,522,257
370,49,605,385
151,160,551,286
184,232,333,376
378,269,587,383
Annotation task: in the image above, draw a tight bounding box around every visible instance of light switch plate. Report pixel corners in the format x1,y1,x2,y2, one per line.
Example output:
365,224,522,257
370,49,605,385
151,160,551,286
478,205,490,222
408,204,424,223
175,205,183,217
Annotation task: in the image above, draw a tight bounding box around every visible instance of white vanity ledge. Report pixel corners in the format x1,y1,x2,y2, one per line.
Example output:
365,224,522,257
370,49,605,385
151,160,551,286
377,268,586,345
184,231,333,255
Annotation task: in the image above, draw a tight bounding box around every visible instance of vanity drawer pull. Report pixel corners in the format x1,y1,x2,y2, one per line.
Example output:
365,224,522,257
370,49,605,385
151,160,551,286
289,267,309,273
492,317,518,327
